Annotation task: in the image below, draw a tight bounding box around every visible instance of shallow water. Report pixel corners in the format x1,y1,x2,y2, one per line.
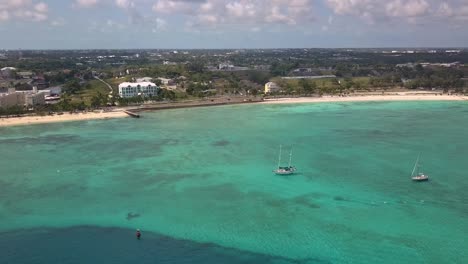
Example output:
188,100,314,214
1,101,468,263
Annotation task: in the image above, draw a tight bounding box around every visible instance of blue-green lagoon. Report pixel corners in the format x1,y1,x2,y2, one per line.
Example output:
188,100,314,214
1,101,468,263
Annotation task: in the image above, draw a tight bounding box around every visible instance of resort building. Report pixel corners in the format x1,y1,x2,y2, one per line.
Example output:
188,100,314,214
118,82,159,98
0,93,22,108
0,88,45,108
264,82,281,94
24,92,45,106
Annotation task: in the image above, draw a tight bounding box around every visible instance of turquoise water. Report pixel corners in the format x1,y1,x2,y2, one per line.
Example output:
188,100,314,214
1,101,468,263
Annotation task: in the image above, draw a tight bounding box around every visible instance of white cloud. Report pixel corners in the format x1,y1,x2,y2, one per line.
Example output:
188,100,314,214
115,0,134,9
0,0,49,22
0,10,9,21
50,17,66,27
152,0,193,14
455,5,468,20
155,17,167,30
226,1,256,18
74,0,99,8
385,0,429,17
175,0,315,28
265,6,296,25
437,2,453,17
324,0,468,24
34,2,48,13
325,0,441,25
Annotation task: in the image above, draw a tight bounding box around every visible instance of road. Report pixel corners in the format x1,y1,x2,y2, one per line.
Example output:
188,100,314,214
94,76,114,97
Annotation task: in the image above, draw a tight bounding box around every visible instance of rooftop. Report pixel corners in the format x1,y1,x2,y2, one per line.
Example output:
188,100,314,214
119,82,157,88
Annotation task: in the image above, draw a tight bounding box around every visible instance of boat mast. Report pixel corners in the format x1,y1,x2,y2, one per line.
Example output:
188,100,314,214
277,145,282,168
288,147,293,167
411,154,420,177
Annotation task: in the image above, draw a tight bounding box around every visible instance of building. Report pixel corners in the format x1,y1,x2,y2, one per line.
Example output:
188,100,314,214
1,67,16,79
0,88,46,108
136,77,153,83
0,93,23,108
24,92,45,106
157,78,175,86
219,63,234,70
264,82,281,94
118,82,159,98
31,77,49,89
17,71,34,79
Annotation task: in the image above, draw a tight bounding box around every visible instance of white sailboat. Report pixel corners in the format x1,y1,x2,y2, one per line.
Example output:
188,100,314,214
411,154,429,182
274,145,296,175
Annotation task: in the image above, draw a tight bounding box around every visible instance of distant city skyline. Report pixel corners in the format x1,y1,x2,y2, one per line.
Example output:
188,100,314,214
1,0,468,49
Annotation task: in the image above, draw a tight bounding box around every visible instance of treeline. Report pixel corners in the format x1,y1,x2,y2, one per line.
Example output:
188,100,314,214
0,102,87,117
398,66,464,90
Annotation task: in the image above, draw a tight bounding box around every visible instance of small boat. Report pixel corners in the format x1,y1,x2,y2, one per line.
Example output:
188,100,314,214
274,145,296,175
411,154,429,182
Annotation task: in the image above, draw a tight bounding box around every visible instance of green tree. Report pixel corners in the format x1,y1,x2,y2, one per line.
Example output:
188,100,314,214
91,95,102,108
64,79,82,94
247,71,271,84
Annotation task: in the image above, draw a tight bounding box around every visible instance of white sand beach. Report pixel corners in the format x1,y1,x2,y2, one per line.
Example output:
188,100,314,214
0,111,128,127
262,93,468,104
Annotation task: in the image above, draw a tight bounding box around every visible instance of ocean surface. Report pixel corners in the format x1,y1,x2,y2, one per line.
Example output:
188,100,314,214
1,101,468,264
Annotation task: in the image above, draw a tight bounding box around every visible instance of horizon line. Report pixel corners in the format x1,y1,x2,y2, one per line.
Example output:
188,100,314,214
1,47,468,51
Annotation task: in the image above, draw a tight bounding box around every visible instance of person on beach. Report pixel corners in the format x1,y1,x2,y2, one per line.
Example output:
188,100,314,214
136,229,141,240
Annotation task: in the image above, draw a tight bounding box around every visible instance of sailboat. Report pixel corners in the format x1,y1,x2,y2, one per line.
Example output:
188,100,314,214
411,154,429,182
274,145,296,175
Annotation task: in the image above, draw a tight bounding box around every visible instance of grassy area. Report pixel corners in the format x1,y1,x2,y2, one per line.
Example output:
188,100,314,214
270,76,374,94
70,80,110,106
106,77,132,93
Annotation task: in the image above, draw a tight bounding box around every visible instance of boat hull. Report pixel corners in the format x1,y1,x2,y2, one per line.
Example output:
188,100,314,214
274,171,295,175
274,167,296,175
412,176,429,182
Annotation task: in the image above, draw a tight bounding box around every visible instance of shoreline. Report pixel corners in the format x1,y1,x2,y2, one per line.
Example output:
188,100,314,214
0,111,128,127
261,94,468,104
1,94,467,127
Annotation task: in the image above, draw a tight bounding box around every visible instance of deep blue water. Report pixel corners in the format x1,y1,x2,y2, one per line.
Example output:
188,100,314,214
0,227,319,264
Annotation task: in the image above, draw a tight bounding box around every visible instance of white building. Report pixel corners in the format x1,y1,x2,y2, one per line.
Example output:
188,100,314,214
264,82,281,94
118,82,159,98
136,77,153,83
158,78,175,86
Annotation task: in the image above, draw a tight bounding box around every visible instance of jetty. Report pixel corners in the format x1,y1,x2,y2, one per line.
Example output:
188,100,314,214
124,110,140,118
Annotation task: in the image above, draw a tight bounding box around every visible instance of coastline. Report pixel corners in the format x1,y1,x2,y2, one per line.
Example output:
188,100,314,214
261,93,468,104
0,111,128,127
1,93,467,127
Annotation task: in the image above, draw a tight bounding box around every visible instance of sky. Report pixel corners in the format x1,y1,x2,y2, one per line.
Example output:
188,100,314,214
0,0,468,49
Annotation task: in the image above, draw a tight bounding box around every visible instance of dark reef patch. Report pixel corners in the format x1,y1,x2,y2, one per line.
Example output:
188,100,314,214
126,212,141,221
333,196,347,201
0,134,80,145
0,226,330,264
293,195,321,209
213,140,230,147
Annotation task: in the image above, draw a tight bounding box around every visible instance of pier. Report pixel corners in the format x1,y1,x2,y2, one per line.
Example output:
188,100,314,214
124,110,140,118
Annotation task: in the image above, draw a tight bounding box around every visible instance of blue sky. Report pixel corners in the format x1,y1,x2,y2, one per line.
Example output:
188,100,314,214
1,0,468,49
